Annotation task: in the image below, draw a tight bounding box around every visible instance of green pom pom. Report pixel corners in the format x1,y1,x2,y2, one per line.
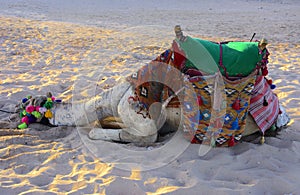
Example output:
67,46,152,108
18,122,27,129
32,111,42,119
44,101,53,109
22,110,27,116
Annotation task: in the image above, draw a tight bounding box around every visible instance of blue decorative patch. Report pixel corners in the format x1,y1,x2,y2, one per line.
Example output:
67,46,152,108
224,113,233,124
202,110,211,121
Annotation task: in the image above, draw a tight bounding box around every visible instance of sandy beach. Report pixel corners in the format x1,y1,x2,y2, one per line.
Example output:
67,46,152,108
0,0,300,194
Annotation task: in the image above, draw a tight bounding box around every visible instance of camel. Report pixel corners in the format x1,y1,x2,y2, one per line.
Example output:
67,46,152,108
17,26,290,146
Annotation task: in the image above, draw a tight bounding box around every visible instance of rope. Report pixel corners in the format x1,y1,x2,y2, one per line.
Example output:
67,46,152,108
218,42,229,79
0,109,17,114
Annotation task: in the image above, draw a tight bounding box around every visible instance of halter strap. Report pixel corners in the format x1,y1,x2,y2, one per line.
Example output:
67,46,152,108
219,42,229,79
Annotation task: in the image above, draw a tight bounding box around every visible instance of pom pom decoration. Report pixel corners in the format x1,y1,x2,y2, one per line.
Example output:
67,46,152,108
45,110,53,118
26,105,35,113
267,79,273,85
22,98,28,103
44,99,53,109
39,107,47,114
18,122,28,129
35,106,40,112
22,116,29,124
28,115,37,123
18,92,59,129
270,84,276,89
22,110,27,116
32,111,42,119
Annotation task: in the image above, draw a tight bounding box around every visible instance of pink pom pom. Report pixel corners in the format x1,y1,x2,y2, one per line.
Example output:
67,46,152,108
26,105,35,113
51,96,56,101
22,116,29,124
35,106,40,112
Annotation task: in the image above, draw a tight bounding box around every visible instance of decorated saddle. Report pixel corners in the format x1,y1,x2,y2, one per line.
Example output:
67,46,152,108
127,33,284,147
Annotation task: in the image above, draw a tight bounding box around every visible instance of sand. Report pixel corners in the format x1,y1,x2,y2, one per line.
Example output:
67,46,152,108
0,0,300,194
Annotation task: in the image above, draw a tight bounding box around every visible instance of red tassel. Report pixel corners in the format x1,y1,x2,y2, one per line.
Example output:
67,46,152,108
267,79,273,85
228,136,235,147
232,99,241,110
191,136,199,144
197,96,203,106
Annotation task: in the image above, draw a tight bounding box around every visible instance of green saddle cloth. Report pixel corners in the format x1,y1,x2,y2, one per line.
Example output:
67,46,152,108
178,36,263,77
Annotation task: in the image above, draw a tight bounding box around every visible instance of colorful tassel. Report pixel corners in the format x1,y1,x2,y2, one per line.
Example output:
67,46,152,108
197,96,203,106
232,99,241,110
228,136,235,147
191,136,200,144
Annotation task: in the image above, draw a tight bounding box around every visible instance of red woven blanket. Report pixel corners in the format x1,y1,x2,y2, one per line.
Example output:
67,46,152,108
249,76,279,134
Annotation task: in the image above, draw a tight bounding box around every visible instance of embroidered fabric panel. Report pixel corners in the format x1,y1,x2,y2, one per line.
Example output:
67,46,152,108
184,72,256,146
126,50,184,118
